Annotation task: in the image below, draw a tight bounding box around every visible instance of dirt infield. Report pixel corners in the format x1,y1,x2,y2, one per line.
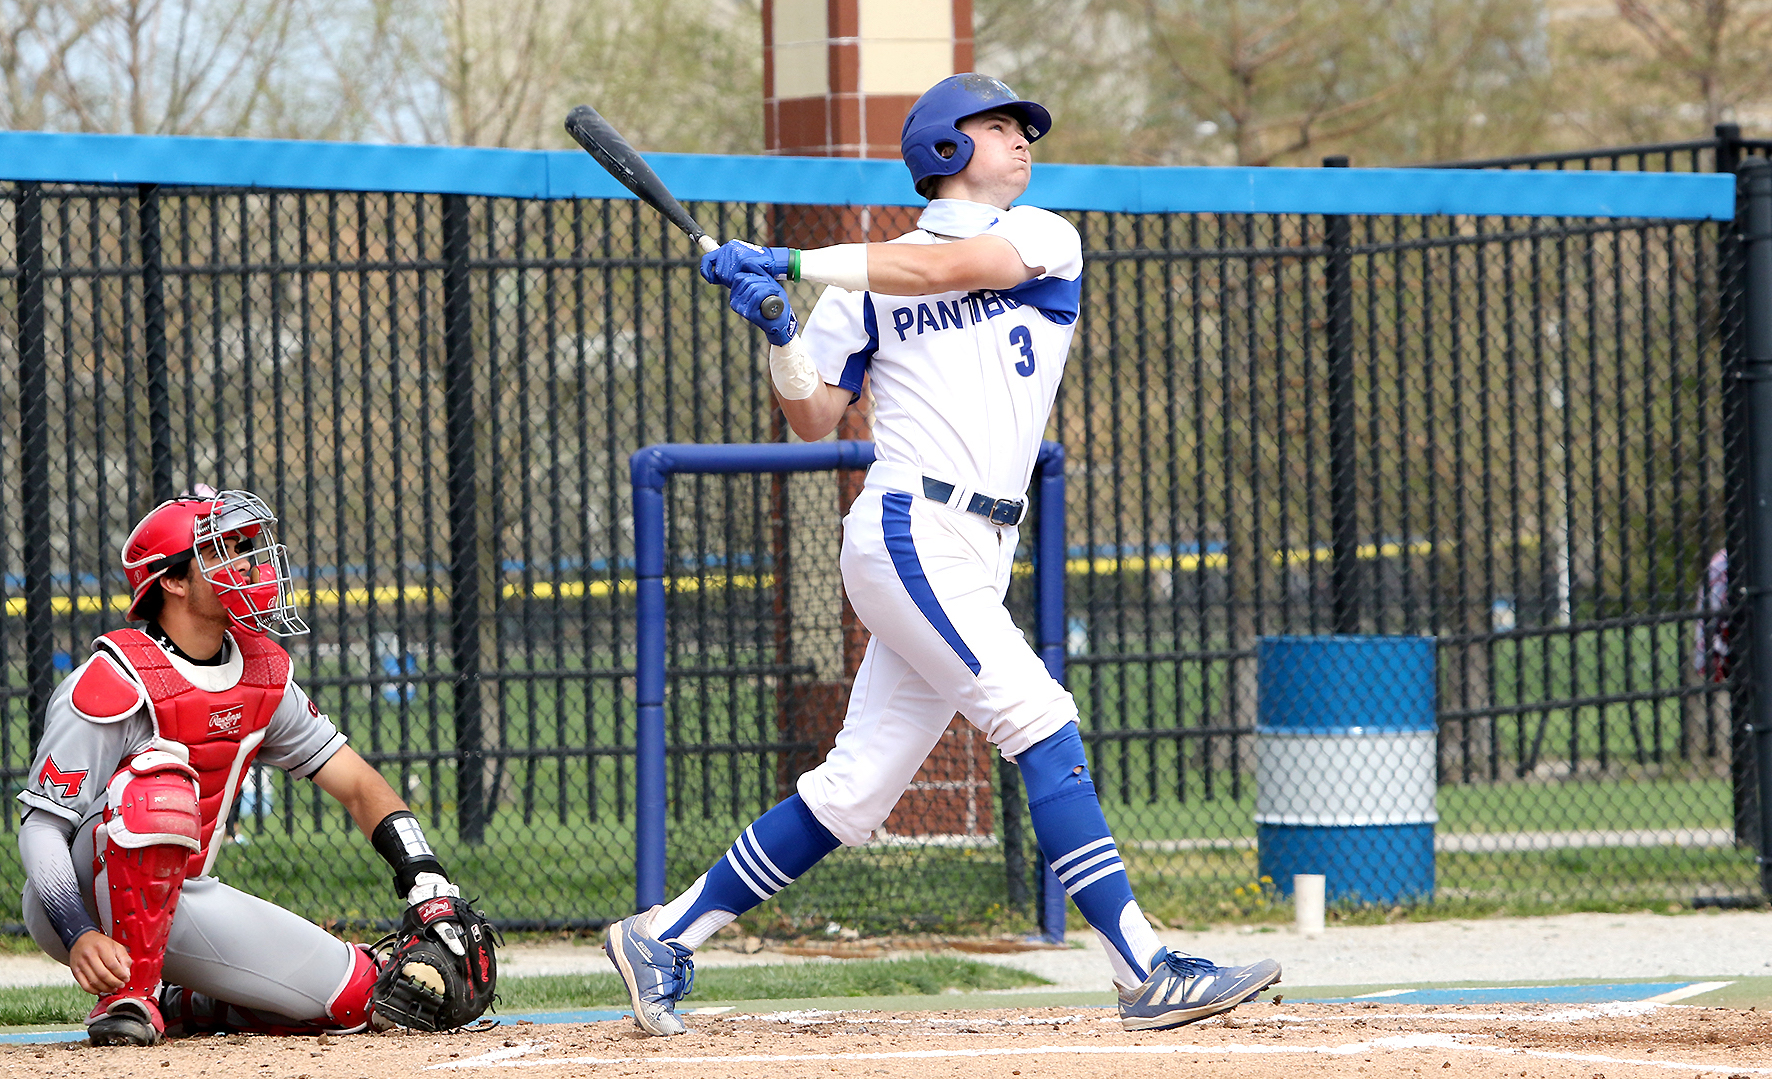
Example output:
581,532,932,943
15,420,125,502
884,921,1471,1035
9,1001,1771,1079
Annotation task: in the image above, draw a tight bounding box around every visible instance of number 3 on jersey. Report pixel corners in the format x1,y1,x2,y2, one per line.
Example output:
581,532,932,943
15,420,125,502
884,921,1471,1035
1009,326,1036,376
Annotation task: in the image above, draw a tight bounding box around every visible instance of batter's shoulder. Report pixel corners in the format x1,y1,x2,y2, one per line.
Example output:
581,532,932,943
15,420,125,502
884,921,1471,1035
1006,204,1070,224
886,229,942,247
1002,204,1079,239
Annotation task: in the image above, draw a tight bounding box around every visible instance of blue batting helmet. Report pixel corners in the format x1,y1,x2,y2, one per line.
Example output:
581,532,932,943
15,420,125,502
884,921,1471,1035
901,74,1051,199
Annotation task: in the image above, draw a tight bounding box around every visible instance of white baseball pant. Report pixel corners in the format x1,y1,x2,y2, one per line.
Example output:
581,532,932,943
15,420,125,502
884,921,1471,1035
796,476,1080,847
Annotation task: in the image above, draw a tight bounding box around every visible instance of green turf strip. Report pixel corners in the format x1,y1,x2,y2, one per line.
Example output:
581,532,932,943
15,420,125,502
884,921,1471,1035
0,987,89,1027
0,957,1050,1027
497,957,1049,1011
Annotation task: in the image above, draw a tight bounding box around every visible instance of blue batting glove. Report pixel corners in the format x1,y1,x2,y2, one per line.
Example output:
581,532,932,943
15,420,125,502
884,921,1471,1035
729,273,797,346
701,241,794,287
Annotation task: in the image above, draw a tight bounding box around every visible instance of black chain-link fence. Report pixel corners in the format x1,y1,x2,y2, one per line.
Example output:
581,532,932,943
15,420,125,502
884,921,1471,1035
1063,141,1754,923
1,130,1766,935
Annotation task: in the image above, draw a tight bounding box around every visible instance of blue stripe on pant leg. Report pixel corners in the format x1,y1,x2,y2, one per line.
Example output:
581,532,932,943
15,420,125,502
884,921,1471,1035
881,491,981,675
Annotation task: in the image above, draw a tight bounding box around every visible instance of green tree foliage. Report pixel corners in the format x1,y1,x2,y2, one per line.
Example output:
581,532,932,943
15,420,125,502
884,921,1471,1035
10,0,1772,159
0,0,763,151
977,0,1551,166
1556,0,1772,145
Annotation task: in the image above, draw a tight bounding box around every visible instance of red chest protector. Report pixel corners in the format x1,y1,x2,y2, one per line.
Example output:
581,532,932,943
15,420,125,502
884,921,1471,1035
94,629,292,878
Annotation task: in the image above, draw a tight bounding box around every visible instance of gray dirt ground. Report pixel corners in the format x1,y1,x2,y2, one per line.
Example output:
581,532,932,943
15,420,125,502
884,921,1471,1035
9,911,1772,1079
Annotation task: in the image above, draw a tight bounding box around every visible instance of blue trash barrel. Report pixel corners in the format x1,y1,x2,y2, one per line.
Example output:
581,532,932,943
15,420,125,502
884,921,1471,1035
1255,635,1437,905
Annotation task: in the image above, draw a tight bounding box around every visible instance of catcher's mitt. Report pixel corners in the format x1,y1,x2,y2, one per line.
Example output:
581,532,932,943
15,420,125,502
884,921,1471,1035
372,895,500,1031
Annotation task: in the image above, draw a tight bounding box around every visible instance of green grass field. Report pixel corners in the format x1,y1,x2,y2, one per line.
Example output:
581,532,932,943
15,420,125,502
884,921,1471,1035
0,620,1746,935
1,770,1738,938
0,957,1049,1028
1097,773,1736,842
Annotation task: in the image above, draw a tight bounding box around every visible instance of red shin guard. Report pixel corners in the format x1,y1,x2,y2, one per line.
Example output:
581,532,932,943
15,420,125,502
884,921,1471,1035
94,754,200,1038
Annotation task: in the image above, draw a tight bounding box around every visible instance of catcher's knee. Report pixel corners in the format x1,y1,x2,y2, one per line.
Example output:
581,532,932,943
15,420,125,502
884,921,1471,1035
106,751,201,852
102,752,201,936
327,944,380,1032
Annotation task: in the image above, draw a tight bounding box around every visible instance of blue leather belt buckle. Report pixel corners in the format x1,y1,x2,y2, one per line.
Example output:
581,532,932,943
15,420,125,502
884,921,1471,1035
966,492,1026,526
922,475,1024,526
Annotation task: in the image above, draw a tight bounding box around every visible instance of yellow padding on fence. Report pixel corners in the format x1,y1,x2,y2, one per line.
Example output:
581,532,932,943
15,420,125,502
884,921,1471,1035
1057,538,1435,577
9,573,777,615
1270,539,1436,569
12,541,1442,615
3,594,133,616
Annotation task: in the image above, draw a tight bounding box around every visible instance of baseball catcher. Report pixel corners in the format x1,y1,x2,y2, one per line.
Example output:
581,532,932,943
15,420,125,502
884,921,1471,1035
16,487,497,1044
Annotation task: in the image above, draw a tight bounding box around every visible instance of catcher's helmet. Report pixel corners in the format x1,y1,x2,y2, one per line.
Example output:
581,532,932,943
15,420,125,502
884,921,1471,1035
121,488,308,637
901,73,1051,199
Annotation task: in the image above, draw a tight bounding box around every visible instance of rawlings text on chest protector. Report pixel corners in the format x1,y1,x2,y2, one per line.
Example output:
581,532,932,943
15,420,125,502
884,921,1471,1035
97,629,291,878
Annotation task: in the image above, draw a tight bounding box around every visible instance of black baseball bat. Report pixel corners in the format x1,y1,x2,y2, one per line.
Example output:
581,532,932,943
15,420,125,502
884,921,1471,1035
565,105,784,320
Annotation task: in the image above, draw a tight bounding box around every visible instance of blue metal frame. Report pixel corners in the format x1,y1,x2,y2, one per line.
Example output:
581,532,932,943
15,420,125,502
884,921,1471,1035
629,440,1068,942
0,130,1735,219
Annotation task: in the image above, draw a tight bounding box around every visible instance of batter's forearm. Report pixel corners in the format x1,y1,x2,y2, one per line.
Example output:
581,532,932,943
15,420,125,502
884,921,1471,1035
777,382,853,442
712,235,1040,297
868,236,1037,294
794,236,1038,296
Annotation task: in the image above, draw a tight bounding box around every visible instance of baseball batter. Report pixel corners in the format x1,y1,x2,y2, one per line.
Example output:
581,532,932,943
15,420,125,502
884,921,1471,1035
17,488,494,1046
605,73,1280,1035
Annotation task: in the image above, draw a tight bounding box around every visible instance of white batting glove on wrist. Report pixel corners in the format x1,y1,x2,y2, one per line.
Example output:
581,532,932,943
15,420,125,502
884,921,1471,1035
406,872,468,956
406,871,461,905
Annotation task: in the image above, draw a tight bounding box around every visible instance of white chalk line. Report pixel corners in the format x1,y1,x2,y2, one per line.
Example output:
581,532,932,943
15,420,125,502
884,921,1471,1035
426,1031,1772,1073
1350,984,1735,1008
740,999,1695,1027
1643,981,1734,1004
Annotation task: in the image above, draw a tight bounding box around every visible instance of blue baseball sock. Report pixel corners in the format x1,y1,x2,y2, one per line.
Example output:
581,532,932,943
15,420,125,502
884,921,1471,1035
1018,724,1165,988
652,794,840,949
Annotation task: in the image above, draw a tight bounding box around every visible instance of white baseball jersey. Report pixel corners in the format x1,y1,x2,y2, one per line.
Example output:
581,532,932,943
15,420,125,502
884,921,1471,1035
801,198,1083,500
790,198,1086,845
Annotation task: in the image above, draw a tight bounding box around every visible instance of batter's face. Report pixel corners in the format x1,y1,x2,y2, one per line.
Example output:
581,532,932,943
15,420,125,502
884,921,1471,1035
940,111,1032,209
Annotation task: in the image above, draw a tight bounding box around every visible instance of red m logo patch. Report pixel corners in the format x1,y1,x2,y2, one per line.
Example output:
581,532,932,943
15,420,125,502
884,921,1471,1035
38,756,87,799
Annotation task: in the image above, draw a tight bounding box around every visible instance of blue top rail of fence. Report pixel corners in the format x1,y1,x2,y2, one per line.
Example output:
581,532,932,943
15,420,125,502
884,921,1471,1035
0,131,1737,220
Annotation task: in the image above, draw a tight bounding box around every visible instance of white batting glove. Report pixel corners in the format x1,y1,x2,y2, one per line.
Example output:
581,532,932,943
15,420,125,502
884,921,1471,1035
406,872,468,956
407,871,461,904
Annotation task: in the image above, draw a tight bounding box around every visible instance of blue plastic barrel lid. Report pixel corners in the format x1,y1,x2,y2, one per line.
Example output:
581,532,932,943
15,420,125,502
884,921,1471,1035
1257,635,1435,732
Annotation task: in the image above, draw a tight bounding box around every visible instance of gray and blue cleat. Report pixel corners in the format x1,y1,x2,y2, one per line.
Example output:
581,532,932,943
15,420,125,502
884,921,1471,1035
604,905,697,1036
1117,950,1282,1030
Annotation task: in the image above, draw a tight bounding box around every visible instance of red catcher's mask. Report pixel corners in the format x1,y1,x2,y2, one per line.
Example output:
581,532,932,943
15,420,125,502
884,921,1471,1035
121,490,308,637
